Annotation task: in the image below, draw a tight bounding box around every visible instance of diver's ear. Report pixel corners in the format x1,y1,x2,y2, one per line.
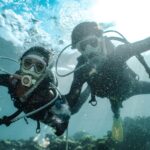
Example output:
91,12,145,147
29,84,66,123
18,57,22,64
47,48,54,68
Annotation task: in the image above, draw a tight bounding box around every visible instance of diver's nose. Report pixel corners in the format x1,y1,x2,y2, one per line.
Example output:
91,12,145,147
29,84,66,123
29,66,35,72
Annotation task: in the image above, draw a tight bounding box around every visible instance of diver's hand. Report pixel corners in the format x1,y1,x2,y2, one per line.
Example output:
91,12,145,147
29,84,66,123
51,120,69,136
0,116,11,126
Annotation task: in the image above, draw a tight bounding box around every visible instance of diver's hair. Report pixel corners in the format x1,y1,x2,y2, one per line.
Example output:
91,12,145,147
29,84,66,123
20,46,50,65
71,21,103,49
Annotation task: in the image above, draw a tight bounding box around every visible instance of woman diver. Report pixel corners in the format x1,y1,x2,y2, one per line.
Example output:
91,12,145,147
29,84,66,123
0,46,71,136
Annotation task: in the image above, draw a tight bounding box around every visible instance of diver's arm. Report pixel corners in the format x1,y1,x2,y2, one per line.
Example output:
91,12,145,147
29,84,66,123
115,37,150,61
70,85,90,115
65,73,85,109
65,60,89,111
0,74,10,87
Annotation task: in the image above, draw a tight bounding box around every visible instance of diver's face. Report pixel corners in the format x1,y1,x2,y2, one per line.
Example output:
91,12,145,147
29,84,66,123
76,36,103,57
20,54,47,79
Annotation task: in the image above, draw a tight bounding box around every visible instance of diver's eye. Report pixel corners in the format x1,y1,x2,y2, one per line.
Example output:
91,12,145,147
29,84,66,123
23,59,33,69
79,38,98,51
80,42,87,51
35,62,45,73
90,38,98,47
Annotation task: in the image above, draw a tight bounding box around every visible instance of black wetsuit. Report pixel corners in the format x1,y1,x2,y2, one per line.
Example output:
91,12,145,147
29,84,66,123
0,71,69,135
66,37,150,118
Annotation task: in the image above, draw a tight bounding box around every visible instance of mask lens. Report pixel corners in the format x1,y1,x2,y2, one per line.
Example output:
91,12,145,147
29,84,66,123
23,58,33,69
78,37,98,51
90,38,98,47
35,62,45,73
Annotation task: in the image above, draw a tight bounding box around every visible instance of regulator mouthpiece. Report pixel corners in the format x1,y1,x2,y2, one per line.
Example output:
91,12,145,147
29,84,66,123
21,75,36,87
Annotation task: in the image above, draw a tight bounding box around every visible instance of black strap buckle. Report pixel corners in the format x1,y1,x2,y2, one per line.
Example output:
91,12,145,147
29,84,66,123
36,120,41,134
89,97,97,106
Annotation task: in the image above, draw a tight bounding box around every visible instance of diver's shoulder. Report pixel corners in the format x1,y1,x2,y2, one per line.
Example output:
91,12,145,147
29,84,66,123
77,55,87,64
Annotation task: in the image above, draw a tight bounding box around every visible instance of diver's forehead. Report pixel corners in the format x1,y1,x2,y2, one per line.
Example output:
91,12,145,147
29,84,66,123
23,54,44,60
79,35,99,43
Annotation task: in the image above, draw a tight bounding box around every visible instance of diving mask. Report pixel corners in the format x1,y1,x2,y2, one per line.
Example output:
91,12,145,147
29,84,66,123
22,55,46,74
20,55,47,87
76,36,103,55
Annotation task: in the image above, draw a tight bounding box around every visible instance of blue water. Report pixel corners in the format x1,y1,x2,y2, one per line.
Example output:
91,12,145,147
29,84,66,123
0,0,150,141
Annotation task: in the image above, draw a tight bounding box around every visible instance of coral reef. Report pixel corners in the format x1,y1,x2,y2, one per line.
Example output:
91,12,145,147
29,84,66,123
1,116,150,150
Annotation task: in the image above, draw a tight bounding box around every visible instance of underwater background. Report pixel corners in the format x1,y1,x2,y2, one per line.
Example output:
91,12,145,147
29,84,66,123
0,0,150,149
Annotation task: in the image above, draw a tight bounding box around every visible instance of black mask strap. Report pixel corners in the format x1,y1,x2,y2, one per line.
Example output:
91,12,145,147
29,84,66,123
36,120,41,134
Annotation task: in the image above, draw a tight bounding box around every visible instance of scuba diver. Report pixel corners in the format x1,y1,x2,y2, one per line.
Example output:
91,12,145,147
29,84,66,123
64,21,150,141
0,46,72,136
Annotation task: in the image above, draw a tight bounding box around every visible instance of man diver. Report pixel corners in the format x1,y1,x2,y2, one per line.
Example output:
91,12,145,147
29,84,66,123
0,46,71,136
65,21,150,141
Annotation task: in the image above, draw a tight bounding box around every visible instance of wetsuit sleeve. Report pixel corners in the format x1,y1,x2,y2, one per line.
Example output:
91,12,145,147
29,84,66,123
0,74,10,87
65,61,87,109
115,37,150,62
